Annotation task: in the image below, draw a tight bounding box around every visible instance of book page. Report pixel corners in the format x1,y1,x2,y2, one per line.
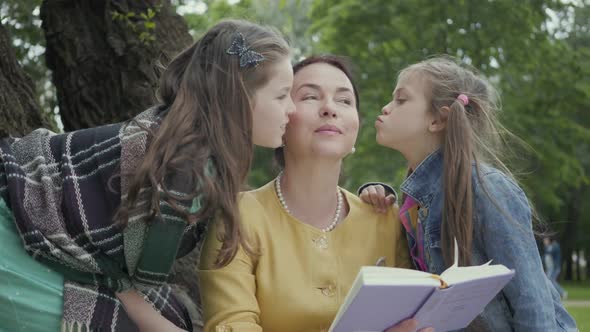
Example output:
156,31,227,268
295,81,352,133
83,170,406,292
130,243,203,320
414,272,515,331
440,263,512,285
440,238,513,285
361,266,436,282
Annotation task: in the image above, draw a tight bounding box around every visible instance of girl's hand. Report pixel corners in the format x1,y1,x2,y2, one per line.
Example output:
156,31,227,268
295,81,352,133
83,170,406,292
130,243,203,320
359,184,396,213
385,319,434,332
116,290,187,332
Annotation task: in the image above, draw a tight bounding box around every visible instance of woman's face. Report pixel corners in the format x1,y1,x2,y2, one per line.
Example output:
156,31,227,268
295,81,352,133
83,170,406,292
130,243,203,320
286,63,359,161
251,57,295,148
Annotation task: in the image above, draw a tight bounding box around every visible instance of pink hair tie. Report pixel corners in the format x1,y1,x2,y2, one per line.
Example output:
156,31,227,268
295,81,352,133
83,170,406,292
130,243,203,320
457,94,469,106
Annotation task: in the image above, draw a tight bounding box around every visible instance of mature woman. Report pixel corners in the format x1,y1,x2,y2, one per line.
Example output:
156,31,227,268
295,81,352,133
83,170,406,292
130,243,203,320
199,55,428,332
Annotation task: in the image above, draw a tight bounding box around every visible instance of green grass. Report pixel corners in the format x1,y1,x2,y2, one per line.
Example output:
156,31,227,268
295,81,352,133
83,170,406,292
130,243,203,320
562,281,590,331
566,306,590,331
563,281,590,301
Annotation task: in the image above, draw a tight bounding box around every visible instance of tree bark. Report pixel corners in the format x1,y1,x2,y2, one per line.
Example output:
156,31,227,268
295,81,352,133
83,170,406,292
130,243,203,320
0,22,51,137
562,189,580,281
586,250,590,280
574,250,582,281
40,0,192,131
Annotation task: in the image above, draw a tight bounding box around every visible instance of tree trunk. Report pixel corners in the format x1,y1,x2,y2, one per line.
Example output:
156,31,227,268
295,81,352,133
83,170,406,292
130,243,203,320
586,250,590,280
575,249,581,281
574,250,582,281
0,22,52,137
40,0,192,131
562,189,580,281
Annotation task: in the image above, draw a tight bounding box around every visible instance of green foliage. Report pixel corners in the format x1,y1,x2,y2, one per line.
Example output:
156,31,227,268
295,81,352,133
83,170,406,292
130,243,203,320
0,0,57,130
180,0,314,59
111,4,162,45
308,0,590,211
181,0,257,36
0,0,44,83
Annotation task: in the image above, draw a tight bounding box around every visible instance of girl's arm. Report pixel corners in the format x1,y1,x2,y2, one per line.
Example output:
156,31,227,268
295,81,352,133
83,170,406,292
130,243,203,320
116,290,186,332
476,172,557,331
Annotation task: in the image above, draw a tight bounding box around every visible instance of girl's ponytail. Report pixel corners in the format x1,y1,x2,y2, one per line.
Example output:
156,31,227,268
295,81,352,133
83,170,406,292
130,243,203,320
441,95,476,266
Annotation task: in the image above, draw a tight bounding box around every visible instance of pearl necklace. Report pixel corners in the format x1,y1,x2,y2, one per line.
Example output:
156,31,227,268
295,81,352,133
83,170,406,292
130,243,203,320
274,172,343,233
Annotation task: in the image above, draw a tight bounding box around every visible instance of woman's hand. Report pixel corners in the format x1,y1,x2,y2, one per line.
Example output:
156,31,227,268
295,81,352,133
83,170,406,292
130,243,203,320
385,319,434,332
359,184,396,213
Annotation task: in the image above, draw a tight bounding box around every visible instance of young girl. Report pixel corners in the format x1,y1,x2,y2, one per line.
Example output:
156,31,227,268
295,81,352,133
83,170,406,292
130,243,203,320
0,19,293,331
365,56,577,330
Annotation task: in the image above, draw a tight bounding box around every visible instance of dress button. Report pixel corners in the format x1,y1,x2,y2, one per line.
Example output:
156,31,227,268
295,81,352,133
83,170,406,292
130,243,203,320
313,235,328,250
321,284,336,297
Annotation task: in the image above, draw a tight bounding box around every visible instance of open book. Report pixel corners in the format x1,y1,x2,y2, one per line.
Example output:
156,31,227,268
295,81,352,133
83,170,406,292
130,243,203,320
329,244,515,332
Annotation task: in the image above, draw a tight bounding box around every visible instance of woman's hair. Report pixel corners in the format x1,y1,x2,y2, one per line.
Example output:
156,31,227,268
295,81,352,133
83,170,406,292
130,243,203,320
400,56,526,267
117,19,290,267
275,55,359,168
293,55,360,109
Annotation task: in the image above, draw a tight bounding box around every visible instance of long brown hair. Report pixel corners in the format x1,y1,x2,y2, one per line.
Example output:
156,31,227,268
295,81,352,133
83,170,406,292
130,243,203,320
117,19,290,267
400,56,525,267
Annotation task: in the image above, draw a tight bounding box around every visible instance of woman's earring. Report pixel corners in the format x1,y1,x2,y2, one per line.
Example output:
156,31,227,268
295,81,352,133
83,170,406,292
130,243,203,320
351,147,356,154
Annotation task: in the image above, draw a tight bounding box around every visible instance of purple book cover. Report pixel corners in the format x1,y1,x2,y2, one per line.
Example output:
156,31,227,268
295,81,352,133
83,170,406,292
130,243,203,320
329,269,514,332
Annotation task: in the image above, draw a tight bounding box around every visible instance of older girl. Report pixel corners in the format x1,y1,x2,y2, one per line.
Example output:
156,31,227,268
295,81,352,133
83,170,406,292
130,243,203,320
0,19,293,331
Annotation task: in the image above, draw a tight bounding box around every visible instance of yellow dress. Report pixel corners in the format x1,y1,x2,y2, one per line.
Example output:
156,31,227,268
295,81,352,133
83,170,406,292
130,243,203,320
198,181,412,332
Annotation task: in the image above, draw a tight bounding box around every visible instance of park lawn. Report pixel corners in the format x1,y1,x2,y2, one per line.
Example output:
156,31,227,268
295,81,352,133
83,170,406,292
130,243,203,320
563,281,590,330
566,306,589,331
563,281,590,301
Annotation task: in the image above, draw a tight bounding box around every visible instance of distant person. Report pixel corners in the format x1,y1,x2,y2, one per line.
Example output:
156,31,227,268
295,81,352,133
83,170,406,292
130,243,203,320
544,237,568,299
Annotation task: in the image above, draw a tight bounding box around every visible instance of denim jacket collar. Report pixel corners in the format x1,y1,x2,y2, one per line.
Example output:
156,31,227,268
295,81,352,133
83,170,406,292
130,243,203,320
400,148,443,208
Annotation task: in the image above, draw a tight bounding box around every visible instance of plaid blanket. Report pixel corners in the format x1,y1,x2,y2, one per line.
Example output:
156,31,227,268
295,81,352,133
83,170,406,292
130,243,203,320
0,107,206,331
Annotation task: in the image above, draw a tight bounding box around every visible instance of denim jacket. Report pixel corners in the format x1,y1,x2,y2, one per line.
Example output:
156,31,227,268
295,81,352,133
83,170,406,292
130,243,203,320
399,149,577,331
